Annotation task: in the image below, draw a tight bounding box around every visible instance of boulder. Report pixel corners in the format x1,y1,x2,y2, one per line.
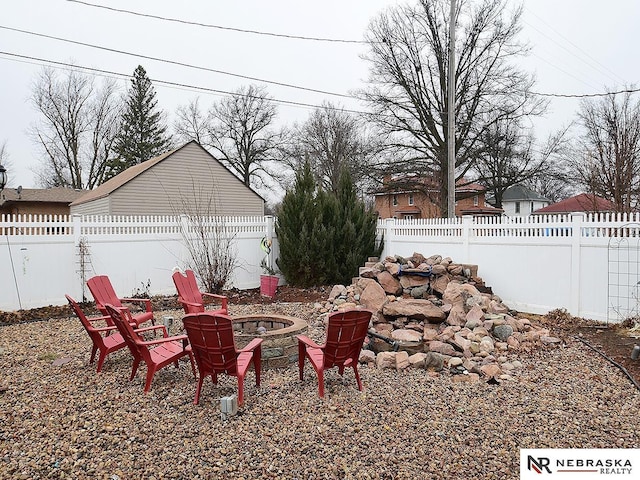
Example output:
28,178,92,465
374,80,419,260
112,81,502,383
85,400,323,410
382,299,446,322
377,270,403,295
328,284,347,301
358,349,376,364
395,351,410,370
376,352,397,369
493,324,514,342
391,329,423,343
427,340,457,356
408,353,428,368
424,351,445,371
360,281,388,313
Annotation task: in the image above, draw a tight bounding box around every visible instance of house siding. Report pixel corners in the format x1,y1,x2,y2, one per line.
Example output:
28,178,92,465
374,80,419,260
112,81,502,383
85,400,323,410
70,196,111,216
71,143,264,216
503,199,549,217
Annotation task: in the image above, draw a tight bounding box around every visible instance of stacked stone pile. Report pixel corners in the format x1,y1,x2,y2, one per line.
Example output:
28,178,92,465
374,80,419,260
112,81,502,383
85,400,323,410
317,252,561,382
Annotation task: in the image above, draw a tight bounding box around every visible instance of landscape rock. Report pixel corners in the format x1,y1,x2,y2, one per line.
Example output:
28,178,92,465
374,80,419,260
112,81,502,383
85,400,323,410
382,299,446,322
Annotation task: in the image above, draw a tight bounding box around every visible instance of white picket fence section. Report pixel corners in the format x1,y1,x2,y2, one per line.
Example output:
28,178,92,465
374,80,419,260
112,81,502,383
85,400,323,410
0,214,278,311
378,213,640,323
2,212,640,321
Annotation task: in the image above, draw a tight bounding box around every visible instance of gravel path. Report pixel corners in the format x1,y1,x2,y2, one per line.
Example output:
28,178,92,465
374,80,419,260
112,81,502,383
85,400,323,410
1,302,639,479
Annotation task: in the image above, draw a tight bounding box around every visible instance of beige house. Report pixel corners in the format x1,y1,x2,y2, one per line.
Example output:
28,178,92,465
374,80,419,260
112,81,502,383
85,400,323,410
70,141,265,216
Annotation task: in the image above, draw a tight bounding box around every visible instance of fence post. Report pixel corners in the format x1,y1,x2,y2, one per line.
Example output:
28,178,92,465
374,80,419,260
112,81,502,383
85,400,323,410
461,215,473,263
570,212,584,315
384,218,395,258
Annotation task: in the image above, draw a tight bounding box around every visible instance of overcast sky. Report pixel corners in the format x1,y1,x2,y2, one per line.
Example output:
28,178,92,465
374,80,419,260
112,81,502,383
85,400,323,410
1,0,639,192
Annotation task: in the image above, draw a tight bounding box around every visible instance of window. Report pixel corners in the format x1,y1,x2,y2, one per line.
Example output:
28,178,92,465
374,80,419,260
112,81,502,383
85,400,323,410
408,193,414,205
404,214,414,220
473,195,478,206
392,195,398,206
531,201,534,213
515,201,520,213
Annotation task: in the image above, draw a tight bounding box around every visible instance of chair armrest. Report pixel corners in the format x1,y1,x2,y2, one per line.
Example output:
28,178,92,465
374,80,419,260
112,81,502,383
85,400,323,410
120,297,153,313
181,299,203,308
296,335,322,350
135,325,168,337
87,315,113,324
92,325,119,333
239,338,263,353
202,293,228,310
141,334,188,347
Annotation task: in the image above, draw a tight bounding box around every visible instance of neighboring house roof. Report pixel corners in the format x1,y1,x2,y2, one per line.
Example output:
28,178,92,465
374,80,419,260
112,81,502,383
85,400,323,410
502,185,550,203
459,205,504,216
0,186,86,207
71,141,265,207
533,193,616,214
70,146,178,207
373,176,486,199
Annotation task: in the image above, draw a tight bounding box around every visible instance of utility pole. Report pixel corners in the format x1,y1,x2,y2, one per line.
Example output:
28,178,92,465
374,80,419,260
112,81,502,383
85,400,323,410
447,0,456,218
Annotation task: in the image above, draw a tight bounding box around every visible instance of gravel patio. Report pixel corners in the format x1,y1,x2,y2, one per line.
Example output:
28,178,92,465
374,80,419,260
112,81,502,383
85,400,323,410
1,301,639,479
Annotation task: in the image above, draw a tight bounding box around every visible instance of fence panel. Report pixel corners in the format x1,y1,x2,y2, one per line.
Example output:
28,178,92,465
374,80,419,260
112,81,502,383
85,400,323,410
1,213,637,321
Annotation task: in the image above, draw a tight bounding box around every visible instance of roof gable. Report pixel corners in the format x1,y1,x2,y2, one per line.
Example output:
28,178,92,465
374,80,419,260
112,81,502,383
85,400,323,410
70,141,265,207
534,193,615,214
502,185,549,202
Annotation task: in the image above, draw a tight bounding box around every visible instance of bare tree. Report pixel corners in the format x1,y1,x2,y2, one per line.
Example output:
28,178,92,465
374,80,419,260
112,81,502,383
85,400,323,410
474,119,570,208
284,102,381,194
175,85,282,190
361,0,546,215
30,68,120,189
174,98,209,146
573,90,640,213
173,182,239,294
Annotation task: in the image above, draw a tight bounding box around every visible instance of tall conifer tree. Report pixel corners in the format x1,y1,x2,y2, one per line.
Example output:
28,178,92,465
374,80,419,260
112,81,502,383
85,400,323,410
110,65,172,177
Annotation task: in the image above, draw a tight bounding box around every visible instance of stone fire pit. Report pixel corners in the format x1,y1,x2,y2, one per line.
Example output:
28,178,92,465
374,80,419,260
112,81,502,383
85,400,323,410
232,314,308,369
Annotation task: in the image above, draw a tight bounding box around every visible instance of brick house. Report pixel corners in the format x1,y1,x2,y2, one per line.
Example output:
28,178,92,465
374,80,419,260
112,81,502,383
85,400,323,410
373,177,502,219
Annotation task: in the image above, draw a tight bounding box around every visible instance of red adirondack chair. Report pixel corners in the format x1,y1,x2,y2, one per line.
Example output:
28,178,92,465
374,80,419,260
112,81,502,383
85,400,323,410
172,269,228,315
104,304,195,392
66,294,128,373
297,308,373,398
182,312,262,405
87,275,154,327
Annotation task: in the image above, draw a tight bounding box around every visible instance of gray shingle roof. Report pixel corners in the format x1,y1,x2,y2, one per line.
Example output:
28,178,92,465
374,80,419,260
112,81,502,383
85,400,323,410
502,185,549,202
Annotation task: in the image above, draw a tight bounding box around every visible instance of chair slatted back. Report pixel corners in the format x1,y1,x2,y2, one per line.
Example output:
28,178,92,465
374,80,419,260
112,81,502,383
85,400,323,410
323,310,372,369
172,270,205,314
87,275,123,312
104,304,151,364
183,313,239,376
66,294,96,335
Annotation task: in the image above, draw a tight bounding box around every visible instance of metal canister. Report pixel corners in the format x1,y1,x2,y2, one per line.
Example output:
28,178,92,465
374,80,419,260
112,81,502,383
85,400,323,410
632,345,640,361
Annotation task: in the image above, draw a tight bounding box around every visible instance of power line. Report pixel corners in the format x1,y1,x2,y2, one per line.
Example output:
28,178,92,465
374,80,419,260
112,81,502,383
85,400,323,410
65,0,368,45
531,86,640,99
523,7,626,86
0,51,370,115
0,25,355,100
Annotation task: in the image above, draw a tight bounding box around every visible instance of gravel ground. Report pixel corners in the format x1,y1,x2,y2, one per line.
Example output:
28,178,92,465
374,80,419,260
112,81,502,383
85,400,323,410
1,302,639,480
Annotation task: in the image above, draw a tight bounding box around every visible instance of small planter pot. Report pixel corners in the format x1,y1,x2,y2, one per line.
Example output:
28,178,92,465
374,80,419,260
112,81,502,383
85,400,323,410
260,274,279,298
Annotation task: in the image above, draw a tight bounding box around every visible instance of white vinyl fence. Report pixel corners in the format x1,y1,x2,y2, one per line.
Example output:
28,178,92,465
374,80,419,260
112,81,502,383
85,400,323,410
378,213,640,323
0,214,278,311
2,212,640,322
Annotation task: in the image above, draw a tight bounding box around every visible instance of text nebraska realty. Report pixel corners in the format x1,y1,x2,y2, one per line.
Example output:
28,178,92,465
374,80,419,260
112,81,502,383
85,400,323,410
560,458,632,475
533,457,633,475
